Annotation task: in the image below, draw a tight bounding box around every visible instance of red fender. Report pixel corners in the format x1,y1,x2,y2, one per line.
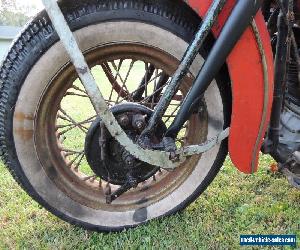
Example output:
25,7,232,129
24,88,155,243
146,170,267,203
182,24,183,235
185,0,274,173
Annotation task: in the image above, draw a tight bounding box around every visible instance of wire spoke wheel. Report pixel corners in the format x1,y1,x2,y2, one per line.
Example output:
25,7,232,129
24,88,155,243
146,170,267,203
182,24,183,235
35,44,207,210
1,0,230,231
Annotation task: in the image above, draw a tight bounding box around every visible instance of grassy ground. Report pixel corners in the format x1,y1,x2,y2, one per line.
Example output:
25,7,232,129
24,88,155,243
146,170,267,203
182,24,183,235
0,63,299,249
1,156,299,249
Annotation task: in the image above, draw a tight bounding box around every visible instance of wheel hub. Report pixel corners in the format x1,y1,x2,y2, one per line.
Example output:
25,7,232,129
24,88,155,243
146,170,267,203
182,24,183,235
85,103,166,185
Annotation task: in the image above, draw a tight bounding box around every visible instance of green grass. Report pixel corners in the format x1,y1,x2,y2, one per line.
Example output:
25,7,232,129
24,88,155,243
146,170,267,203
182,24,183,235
1,63,300,249
1,156,299,249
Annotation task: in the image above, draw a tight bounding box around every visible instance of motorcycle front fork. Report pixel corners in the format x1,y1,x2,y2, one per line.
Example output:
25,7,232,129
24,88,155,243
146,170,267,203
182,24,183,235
141,0,263,140
42,0,262,165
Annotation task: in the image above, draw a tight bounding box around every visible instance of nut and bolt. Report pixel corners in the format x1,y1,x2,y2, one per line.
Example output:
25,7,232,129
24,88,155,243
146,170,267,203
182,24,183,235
118,114,130,127
135,120,144,130
132,114,147,130
127,174,138,188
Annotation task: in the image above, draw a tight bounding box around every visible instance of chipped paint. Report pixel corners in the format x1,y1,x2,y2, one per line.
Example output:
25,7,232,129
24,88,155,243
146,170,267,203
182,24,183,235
42,0,229,169
143,0,226,134
250,21,269,174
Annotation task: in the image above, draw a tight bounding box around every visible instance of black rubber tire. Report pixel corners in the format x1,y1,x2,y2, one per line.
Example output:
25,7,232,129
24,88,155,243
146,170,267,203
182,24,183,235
0,0,231,231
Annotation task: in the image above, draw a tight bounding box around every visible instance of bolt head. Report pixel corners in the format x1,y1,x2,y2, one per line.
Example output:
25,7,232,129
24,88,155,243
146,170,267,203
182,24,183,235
118,115,130,127
135,121,144,130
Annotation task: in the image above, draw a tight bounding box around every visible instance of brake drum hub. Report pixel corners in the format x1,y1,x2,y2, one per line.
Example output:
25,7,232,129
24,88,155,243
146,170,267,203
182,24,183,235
85,103,166,185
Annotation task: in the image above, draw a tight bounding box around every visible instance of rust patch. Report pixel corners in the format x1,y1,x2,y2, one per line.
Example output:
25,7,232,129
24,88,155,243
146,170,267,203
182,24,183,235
14,128,34,141
14,112,34,140
14,112,34,121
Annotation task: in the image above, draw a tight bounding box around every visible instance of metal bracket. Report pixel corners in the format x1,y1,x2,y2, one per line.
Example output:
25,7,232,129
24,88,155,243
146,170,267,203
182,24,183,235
177,128,229,157
41,0,229,169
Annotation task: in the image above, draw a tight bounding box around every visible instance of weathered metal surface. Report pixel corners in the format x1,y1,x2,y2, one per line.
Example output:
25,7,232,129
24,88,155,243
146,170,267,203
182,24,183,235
166,0,263,139
42,0,179,169
177,128,229,157
142,0,226,136
42,0,229,169
250,21,270,173
187,0,274,174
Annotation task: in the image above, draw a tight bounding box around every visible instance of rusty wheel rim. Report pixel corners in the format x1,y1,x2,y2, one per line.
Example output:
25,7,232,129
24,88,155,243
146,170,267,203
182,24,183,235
35,43,208,211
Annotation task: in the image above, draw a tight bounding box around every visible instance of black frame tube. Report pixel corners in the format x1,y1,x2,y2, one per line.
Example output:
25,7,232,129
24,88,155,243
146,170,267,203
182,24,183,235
166,0,263,138
139,0,226,138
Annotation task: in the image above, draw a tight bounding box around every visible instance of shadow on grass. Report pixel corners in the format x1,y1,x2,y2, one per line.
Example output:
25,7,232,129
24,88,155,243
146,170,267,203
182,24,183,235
1,155,299,249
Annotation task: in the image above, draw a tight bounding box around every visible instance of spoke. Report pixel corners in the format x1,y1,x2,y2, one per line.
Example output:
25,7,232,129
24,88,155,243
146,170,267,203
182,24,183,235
110,61,126,84
105,99,116,105
132,63,155,101
110,59,124,101
57,115,96,130
163,115,177,118
118,85,143,103
82,115,98,124
114,60,135,103
64,151,82,157
118,71,169,104
101,62,127,102
67,151,84,168
64,91,89,98
57,124,77,136
57,108,95,134
61,148,83,153
110,61,134,102
62,149,84,157
139,84,167,104
153,73,170,103
144,63,151,100
56,122,88,131
73,153,85,172
70,85,88,95
165,103,181,124
112,59,124,98
57,114,72,122
150,69,159,109
123,60,135,85
57,114,73,123
148,71,164,84
58,108,86,131
139,70,182,103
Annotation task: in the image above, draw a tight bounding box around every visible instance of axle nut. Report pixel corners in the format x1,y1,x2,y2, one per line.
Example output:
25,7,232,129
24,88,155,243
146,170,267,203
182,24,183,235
118,115,130,127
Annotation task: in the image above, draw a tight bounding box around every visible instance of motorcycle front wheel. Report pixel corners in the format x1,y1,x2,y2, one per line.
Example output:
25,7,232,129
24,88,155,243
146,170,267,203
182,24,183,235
0,0,231,231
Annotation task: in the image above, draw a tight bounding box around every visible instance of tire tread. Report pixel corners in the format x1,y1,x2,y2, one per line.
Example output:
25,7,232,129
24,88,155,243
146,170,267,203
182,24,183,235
0,0,229,231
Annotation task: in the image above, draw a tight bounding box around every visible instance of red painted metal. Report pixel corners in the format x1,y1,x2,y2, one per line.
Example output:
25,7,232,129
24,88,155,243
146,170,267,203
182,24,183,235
186,0,274,173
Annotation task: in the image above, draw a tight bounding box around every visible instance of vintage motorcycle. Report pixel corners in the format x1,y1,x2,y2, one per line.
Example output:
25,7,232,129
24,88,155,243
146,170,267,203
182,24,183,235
0,0,299,231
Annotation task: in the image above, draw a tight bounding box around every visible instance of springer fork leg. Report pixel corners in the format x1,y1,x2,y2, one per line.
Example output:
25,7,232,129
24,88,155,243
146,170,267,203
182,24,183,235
139,0,226,138
165,0,263,138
